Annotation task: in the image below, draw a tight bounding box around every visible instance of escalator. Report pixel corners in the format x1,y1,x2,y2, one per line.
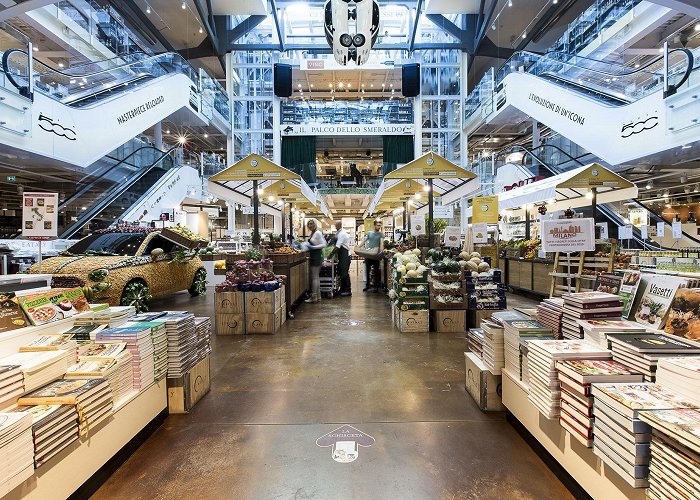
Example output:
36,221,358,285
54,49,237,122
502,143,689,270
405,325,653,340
470,48,698,165
59,144,177,238
0,50,204,168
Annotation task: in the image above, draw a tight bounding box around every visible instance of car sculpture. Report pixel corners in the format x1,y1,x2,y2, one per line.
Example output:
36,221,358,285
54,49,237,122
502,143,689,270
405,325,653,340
324,0,380,65
27,227,206,312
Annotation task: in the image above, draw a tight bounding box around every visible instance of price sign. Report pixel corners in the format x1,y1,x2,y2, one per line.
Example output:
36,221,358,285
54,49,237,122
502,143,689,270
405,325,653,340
410,214,425,235
443,226,461,247
640,224,648,240
472,223,488,244
672,221,682,239
596,222,608,240
657,221,665,238
619,224,633,240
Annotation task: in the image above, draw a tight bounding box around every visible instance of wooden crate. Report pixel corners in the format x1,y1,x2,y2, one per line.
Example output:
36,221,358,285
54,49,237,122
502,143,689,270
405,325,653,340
245,287,284,314
215,313,245,335
167,356,211,413
215,291,244,314
246,307,285,334
433,310,466,332
464,352,505,411
394,306,428,333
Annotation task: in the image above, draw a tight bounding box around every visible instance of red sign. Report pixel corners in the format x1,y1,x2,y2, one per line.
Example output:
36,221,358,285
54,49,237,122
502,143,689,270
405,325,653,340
503,175,545,191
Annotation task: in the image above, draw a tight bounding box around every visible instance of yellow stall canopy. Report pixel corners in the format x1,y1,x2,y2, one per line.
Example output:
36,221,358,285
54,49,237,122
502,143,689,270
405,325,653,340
368,179,443,214
384,152,478,180
209,154,300,182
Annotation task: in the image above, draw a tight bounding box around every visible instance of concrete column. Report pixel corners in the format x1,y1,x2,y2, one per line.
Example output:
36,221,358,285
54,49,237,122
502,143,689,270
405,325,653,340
226,53,234,163
227,203,236,232
413,92,422,159
154,121,163,150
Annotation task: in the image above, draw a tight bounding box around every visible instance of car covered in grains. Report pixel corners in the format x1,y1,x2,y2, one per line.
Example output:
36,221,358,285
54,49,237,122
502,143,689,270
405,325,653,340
28,227,207,312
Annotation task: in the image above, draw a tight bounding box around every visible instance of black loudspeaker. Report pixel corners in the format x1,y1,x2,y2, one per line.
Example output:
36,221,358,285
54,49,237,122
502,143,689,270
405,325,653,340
274,63,293,97
402,63,420,97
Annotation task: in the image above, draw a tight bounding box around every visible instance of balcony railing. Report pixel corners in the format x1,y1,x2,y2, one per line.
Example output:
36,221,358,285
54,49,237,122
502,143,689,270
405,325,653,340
281,100,413,125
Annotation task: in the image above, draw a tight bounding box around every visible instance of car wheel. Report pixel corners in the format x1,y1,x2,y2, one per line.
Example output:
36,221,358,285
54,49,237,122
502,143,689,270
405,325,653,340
189,268,207,296
120,279,152,313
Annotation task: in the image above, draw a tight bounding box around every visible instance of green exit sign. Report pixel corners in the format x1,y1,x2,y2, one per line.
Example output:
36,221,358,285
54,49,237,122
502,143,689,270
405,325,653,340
6,176,15,182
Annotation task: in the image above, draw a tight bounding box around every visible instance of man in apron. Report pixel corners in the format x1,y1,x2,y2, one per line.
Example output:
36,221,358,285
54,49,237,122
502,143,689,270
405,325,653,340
332,220,352,296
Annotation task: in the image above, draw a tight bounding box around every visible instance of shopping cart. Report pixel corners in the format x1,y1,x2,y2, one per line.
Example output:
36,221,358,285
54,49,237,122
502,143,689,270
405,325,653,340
320,257,340,297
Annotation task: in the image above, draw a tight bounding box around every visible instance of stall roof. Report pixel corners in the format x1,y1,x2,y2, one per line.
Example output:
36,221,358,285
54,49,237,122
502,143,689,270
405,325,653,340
368,178,443,214
465,163,637,217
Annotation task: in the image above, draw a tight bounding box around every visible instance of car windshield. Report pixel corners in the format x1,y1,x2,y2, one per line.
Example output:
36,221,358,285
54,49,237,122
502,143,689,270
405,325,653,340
66,233,147,256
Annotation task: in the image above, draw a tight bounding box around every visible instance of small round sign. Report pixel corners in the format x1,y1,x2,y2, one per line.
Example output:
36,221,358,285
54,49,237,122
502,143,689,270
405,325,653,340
426,157,435,166
251,159,259,167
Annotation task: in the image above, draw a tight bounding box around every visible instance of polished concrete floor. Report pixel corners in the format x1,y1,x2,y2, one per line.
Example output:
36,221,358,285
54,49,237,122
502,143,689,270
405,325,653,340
92,275,572,500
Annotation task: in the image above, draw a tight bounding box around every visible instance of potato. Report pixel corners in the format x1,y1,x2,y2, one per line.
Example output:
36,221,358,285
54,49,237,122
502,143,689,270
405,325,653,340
466,261,478,272
477,262,490,272
469,257,481,265
470,252,481,258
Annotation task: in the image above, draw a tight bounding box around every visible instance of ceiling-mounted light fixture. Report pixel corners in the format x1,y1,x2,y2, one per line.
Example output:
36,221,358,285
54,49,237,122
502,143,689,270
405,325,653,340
146,4,151,13
181,1,186,9
508,0,513,6
646,180,652,190
491,23,496,30
522,31,527,39
663,190,670,199
199,26,203,34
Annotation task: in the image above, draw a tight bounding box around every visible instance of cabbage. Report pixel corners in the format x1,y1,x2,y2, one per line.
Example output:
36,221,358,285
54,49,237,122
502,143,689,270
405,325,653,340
412,248,421,255
417,265,427,274
397,265,407,274
404,249,413,255
406,270,419,278
406,262,417,271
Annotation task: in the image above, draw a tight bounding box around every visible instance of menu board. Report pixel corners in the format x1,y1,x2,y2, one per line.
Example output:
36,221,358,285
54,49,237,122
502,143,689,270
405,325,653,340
22,192,58,240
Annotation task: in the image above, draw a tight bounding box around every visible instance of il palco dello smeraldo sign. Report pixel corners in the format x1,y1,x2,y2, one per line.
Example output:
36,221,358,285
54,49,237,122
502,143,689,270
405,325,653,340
281,124,415,136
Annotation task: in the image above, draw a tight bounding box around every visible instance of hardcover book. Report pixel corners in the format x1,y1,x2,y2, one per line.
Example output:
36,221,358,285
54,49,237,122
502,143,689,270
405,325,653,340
664,288,700,340
0,293,29,333
591,383,696,418
639,408,700,447
562,291,622,305
18,379,108,405
594,274,623,295
607,334,700,353
620,270,642,319
19,335,75,352
634,275,687,329
556,359,643,384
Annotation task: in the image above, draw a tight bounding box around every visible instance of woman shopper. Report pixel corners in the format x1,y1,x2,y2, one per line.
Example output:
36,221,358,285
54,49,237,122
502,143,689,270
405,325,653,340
305,218,326,303
363,220,384,292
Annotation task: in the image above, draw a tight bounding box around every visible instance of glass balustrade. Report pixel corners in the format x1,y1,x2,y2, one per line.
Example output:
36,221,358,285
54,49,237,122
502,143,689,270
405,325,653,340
281,99,413,124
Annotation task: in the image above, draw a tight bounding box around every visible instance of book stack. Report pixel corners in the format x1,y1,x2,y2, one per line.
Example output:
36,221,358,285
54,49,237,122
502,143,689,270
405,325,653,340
556,359,643,447
655,356,700,405
638,408,700,499
60,324,106,342
527,340,609,419
150,322,169,381
481,319,504,374
67,343,134,405
537,298,564,340
96,324,155,391
0,412,34,496
7,404,78,468
194,317,212,362
161,312,197,378
467,328,484,358
591,383,697,488
19,378,114,436
576,319,647,350
561,292,623,340
0,366,23,405
502,319,552,383
74,306,136,331
0,351,71,392
608,334,700,382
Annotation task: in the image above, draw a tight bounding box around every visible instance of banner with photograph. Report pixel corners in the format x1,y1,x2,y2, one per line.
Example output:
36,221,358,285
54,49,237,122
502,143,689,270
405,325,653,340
22,192,58,240
541,218,595,252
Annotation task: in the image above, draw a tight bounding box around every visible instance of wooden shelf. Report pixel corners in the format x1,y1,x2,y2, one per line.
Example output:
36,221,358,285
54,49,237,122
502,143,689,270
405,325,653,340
502,370,645,500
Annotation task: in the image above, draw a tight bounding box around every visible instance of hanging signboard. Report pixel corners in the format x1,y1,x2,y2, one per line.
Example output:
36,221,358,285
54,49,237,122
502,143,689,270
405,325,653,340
472,195,499,223
281,123,414,136
672,220,682,239
22,192,58,241
242,206,256,215
410,214,425,235
657,221,665,238
472,223,488,244
208,154,300,181
382,216,394,228
433,205,454,219
629,208,647,227
556,164,633,189
619,224,634,240
640,224,648,240
384,152,477,180
596,222,609,240
541,218,595,252
443,226,461,247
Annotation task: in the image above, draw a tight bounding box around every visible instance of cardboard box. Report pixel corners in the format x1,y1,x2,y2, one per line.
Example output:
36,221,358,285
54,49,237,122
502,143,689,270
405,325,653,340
464,352,505,411
215,313,245,335
394,306,428,333
215,291,244,314
167,356,211,413
433,310,466,332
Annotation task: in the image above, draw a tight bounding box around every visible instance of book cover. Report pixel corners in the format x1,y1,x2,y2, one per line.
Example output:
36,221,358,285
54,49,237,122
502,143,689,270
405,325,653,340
563,291,622,304
658,356,700,375
18,379,108,405
17,294,64,326
80,342,126,359
557,359,643,383
592,383,696,415
64,324,106,341
61,288,90,313
576,319,646,332
664,288,700,340
608,333,700,353
0,293,29,333
594,274,623,295
620,270,642,319
639,408,700,442
19,335,75,352
66,360,116,377
503,320,551,334
634,275,687,329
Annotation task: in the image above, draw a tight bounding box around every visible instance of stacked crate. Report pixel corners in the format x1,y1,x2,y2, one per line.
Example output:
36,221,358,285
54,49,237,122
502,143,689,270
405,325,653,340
465,270,506,311
429,272,466,332
215,286,286,335
391,269,429,333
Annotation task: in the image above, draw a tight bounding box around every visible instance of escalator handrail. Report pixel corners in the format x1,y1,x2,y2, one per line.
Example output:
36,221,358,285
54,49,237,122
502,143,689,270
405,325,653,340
1,48,194,88
541,49,678,78
60,145,179,238
59,145,173,210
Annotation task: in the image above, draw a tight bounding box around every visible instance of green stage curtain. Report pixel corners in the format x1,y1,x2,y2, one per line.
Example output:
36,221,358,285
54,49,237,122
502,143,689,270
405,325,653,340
382,135,414,176
281,136,317,185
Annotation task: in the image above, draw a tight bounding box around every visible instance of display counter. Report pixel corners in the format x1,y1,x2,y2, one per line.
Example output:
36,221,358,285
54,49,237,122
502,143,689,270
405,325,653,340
268,252,309,313
502,370,644,500
500,257,553,296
